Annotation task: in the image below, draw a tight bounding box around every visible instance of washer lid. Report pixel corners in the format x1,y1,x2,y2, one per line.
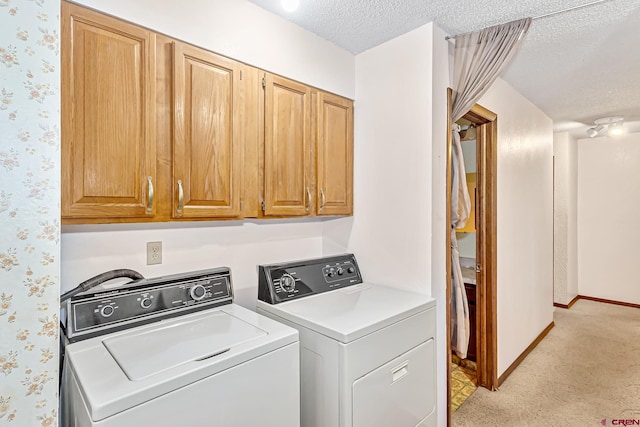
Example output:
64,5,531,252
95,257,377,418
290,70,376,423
257,283,436,343
103,311,266,380
65,304,298,422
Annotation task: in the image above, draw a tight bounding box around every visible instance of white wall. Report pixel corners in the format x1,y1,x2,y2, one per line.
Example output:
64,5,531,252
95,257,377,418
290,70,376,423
568,133,578,302
62,220,324,309
457,139,477,259
60,0,357,307
457,233,476,259
323,23,451,426
323,24,433,291
460,140,477,173
553,132,579,305
73,0,354,98
429,26,451,427
478,78,554,376
577,132,640,305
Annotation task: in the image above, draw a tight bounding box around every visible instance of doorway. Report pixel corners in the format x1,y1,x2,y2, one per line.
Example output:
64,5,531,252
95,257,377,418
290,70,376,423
447,95,498,420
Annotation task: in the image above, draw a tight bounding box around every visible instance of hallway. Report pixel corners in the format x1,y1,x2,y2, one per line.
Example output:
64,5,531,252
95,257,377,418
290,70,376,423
452,300,640,426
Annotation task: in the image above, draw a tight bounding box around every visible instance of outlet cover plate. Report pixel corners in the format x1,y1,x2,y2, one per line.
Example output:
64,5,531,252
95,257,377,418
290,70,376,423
147,241,162,265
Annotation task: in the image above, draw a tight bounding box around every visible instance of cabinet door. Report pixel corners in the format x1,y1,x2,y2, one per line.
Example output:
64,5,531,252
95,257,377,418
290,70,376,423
172,42,241,218
316,92,353,216
61,2,156,218
264,74,312,216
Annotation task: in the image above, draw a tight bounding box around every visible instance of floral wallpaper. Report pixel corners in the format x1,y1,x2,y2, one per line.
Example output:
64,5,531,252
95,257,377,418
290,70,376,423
0,0,61,426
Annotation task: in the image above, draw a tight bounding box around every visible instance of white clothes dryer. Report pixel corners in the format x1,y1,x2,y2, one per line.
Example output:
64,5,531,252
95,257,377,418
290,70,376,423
256,254,436,427
61,267,299,427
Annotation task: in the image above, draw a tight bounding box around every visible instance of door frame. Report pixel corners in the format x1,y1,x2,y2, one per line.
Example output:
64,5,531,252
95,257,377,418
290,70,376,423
447,92,499,423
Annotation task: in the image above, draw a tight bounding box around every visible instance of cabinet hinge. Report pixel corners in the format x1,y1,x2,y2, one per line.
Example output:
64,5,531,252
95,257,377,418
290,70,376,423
262,76,266,88
261,201,266,212
240,70,243,81
240,199,243,211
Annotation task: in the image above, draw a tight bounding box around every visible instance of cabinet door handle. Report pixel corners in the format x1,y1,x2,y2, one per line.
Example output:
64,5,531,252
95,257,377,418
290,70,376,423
177,180,184,214
320,189,326,209
306,187,311,213
146,176,154,213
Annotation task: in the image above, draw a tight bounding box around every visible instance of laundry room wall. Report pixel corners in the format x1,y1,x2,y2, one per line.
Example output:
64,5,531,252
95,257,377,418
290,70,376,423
553,131,579,306
71,0,355,98
577,132,640,305
62,221,326,309
0,0,61,425
60,0,356,309
323,22,451,427
477,78,554,377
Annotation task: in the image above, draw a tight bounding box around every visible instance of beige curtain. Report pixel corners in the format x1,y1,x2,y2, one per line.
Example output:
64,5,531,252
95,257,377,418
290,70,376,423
451,17,531,359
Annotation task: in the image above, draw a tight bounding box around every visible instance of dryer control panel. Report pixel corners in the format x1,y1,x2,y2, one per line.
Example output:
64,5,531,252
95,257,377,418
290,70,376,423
258,254,362,304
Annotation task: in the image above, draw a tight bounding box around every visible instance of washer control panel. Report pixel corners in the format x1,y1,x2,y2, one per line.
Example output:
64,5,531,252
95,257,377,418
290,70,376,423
64,267,233,342
258,254,362,304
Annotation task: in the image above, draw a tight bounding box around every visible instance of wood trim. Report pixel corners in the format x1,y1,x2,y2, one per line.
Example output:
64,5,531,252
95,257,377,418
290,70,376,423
498,321,555,386
485,116,498,390
155,35,173,224
554,295,640,310
553,294,580,309
445,88,453,427
465,104,497,123
462,104,498,391
578,295,640,309
240,66,261,218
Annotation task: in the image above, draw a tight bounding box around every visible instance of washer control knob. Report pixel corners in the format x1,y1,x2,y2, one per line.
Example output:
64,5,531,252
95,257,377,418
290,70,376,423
100,305,115,318
347,266,355,274
280,274,296,292
190,284,207,301
337,267,344,276
140,297,152,309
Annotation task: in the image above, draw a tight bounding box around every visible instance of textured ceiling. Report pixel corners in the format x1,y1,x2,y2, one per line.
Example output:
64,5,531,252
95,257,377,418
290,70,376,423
248,0,640,134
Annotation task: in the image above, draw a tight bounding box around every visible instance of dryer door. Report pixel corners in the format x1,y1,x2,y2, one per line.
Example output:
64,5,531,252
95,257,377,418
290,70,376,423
352,339,435,427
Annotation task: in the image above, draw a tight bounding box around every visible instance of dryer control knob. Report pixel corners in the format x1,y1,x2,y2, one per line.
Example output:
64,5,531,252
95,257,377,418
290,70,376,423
190,284,207,301
280,274,296,292
140,297,153,309
347,266,355,274
336,267,344,276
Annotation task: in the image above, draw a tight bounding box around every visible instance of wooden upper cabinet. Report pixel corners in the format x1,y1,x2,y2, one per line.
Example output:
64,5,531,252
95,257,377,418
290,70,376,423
263,74,312,216
61,2,156,219
60,3,353,223
172,42,241,218
316,92,353,216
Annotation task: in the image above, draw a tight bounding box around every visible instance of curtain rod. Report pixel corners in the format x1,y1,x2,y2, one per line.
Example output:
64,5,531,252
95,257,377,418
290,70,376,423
444,0,607,40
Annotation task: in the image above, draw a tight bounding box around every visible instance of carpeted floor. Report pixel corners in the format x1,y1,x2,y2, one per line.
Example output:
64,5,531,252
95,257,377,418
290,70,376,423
452,299,640,426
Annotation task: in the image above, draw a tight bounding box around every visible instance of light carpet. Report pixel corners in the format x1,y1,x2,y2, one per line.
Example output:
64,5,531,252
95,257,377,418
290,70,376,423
452,299,640,426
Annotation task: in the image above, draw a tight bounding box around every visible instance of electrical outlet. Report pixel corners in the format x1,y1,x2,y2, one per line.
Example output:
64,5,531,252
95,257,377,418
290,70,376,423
147,241,162,265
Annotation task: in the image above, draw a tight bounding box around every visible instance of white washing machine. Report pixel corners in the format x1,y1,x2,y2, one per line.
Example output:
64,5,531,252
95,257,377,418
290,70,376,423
256,254,436,427
60,267,299,427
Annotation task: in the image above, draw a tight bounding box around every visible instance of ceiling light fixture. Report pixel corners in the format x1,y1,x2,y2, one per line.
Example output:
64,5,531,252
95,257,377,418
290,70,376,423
281,0,299,12
586,116,625,138
586,124,603,138
607,121,625,137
